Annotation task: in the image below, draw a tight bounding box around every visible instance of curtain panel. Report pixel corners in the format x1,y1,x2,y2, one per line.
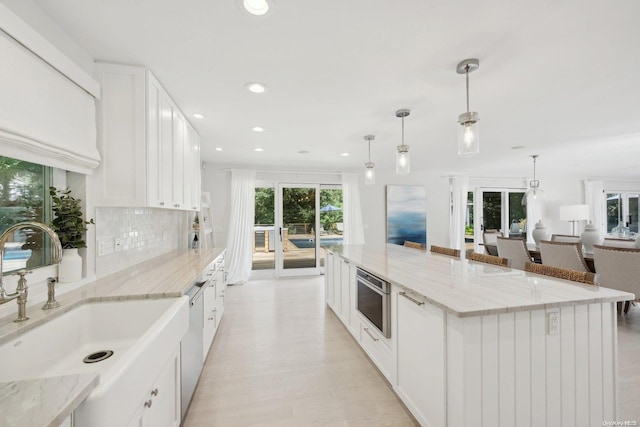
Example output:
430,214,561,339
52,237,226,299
225,169,256,284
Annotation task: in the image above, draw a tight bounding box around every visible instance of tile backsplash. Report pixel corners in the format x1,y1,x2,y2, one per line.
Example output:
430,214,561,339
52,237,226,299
95,207,187,277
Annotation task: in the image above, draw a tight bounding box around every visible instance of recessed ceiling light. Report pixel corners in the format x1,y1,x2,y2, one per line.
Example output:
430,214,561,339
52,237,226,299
243,0,270,16
193,113,204,119
340,152,350,157
252,126,265,132
246,82,267,94
512,145,525,150
215,147,223,152
298,150,309,154
253,147,264,152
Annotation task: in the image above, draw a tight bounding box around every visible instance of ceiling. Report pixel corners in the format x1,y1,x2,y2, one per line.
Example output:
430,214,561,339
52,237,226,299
33,0,640,179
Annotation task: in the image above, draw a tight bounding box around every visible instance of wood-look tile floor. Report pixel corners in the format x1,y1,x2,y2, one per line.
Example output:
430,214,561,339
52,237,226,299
183,277,640,426
183,277,417,427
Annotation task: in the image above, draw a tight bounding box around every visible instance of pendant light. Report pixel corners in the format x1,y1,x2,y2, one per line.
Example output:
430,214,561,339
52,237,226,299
456,59,480,157
364,135,375,185
395,109,411,174
522,155,546,205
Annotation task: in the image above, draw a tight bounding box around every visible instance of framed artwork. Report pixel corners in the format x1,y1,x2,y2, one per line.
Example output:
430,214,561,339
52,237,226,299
386,185,427,246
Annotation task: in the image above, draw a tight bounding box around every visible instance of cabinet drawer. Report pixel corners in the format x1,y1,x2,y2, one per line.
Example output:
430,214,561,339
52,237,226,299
360,321,393,382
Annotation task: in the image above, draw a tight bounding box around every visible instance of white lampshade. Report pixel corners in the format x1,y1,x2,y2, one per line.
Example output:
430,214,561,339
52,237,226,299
559,204,590,221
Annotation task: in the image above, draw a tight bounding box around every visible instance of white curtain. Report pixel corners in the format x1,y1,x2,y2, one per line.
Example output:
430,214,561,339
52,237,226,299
584,180,605,231
449,176,468,253
225,169,256,285
341,172,365,245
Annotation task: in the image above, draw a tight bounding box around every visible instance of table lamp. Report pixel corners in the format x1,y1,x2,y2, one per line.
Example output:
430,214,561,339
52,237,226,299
559,204,590,236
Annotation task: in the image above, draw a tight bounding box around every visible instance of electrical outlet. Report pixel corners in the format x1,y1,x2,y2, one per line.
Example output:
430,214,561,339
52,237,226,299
114,237,125,253
97,240,105,257
547,311,560,335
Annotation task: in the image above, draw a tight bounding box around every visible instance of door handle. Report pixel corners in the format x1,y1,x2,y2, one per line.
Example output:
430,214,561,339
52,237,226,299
279,227,283,242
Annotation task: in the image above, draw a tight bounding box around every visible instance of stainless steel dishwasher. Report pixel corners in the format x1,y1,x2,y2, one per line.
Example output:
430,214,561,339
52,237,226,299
181,281,205,418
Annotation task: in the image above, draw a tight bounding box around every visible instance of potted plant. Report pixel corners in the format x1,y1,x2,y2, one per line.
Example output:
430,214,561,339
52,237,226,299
50,187,94,282
192,213,200,230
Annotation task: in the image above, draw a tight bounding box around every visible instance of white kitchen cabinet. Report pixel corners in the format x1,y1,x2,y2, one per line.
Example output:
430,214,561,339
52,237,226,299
395,289,445,427
202,281,217,360
93,62,200,210
125,346,181,427
325,252,334,308
339,258,351,326
359,318,395,383
332,255,342,315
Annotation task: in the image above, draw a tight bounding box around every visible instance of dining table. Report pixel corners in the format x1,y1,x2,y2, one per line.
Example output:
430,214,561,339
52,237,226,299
481,242,596,273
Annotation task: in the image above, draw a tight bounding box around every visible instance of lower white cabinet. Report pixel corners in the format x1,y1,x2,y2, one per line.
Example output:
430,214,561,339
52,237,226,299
395,290,445,427
126,346,181,427
202,282,217,360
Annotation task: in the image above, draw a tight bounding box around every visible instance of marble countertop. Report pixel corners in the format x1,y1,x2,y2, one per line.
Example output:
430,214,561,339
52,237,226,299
0,374,98,427
327,244,633,317
0,247,225,427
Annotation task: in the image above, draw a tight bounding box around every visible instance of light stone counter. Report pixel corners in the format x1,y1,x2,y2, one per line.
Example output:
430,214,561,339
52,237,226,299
0,247,225,427
0,374,98,427
328,243,633,317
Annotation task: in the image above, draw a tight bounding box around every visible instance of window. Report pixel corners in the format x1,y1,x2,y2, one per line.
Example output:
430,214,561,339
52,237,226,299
0,155,52,274
253,187,275,270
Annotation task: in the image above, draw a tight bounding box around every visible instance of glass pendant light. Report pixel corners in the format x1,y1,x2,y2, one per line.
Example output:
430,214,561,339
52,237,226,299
364,135,375,185
456,59,480,157
522,155,546,205
395,109,411,175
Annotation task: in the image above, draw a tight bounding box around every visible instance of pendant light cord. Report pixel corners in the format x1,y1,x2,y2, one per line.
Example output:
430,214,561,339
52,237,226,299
401,116,405,145
368,140,371,162
465,66,470,113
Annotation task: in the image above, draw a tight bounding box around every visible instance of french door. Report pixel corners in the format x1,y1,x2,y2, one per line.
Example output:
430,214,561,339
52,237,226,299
474,189,527,252
275,183,321,277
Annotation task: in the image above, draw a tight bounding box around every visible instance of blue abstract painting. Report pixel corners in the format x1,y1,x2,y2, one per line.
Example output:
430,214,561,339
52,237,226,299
386,185,427,246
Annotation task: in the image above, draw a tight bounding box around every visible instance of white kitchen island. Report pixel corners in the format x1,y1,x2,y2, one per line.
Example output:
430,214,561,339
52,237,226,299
325,244,633,427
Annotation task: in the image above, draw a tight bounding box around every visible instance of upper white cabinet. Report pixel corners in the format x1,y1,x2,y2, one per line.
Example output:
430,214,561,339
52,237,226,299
93,62,200,210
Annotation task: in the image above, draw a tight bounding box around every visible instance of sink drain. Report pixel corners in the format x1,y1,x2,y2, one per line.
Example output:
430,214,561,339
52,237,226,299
83,350,114,364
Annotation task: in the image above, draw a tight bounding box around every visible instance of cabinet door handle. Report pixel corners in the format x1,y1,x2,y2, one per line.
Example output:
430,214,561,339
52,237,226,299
363,327,379,342
208,309,216,320
174,204,180,208
399,291,425,306
144,399,153,408
193,206,197,210
159,201,165,206
151,388,158,396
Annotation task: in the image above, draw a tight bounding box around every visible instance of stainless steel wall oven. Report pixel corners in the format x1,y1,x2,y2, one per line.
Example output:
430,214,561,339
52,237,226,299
356,268,391,338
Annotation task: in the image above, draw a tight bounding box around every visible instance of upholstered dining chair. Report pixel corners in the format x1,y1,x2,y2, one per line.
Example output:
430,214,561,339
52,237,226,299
539,240,590,272
602,238,637,249
496,236,532,270
551,234,582,243
430,245,461,258
593,245,640,313
404,240,426,250
482,230,502,256
468,252,509,267
524,262,596,285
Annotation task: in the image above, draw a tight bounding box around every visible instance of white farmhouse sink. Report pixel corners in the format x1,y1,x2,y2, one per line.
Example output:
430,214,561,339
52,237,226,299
0,297,188,427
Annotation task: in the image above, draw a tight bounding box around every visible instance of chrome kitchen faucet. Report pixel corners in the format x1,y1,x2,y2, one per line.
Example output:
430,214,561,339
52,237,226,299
0,221,63,322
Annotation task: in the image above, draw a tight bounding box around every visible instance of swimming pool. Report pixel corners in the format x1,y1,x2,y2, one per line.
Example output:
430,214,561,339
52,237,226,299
289,237,343,249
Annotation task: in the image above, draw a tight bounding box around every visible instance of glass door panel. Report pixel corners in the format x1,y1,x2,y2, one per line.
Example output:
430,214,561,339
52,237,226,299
277,184,320,276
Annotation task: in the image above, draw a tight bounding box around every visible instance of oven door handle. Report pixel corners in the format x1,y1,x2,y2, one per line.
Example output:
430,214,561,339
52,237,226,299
357,278,385,296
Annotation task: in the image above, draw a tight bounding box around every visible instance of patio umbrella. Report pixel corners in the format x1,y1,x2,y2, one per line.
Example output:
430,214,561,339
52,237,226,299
320,204,341,212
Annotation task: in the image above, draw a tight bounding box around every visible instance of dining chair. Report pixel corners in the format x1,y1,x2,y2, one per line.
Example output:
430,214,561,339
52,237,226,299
482,230,502,256
539,240,590,272
496,236,532,270
468,252,509,267
551,234,581,243
404,240,426,250
430,245,461,258
602,238,637,249
593,245,640,313
524,262,596,285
